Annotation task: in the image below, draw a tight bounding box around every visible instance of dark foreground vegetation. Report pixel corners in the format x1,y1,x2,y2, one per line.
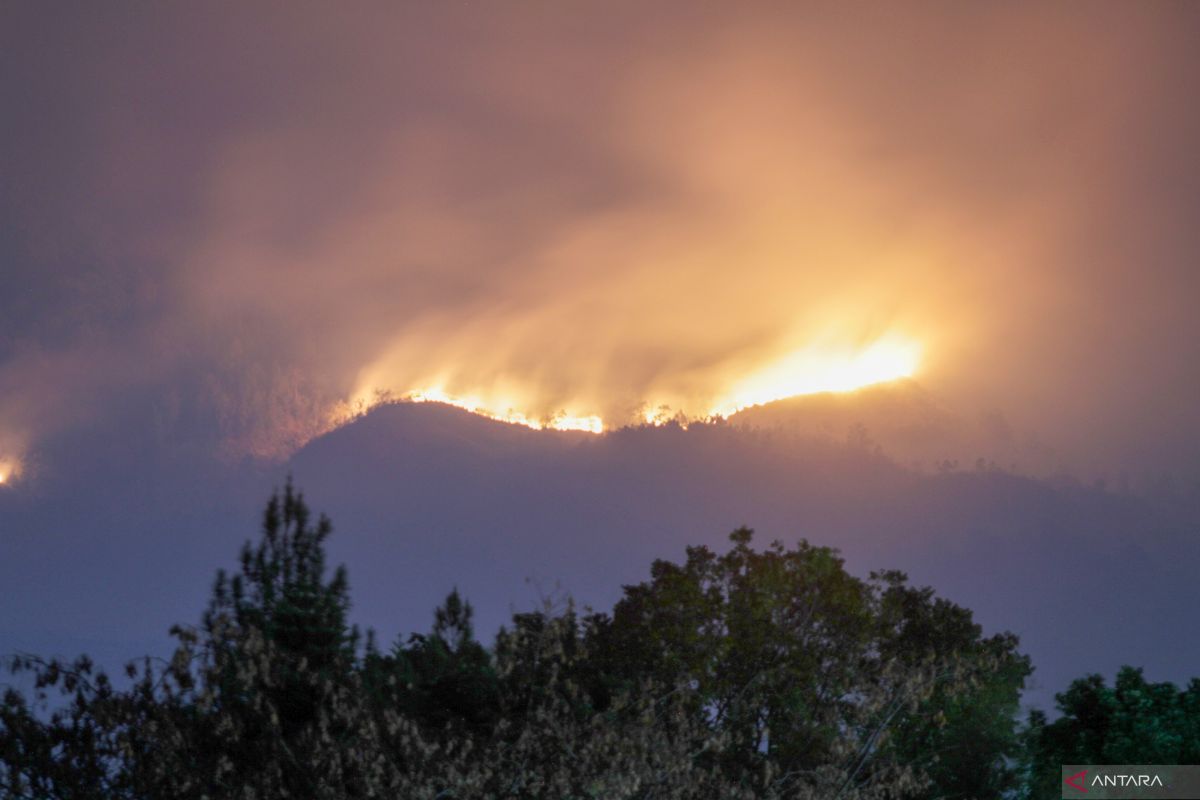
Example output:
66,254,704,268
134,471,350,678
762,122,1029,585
1,484,1195,799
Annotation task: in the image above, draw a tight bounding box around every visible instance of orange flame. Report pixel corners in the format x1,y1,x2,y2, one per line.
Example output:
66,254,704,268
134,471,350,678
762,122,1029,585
0,458,20,486
332,335,921,437
406,388,604,433
707,336,922,418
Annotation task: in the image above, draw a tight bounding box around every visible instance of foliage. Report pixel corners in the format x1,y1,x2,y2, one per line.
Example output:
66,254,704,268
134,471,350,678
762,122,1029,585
1019,667,1200,799
2,485,1032,799
585,528,1030,799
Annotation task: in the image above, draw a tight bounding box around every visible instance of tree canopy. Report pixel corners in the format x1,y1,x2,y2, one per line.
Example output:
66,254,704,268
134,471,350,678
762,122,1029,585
1020,667,1200,799
8,482,1184,799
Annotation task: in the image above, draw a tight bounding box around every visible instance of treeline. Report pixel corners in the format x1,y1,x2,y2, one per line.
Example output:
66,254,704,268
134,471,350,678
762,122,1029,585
0,484,1194,799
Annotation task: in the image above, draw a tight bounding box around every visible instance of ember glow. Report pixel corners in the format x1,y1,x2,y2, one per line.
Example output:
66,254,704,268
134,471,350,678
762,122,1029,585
331,384,607,435
707,336,922,418
333,334,922,436
405,388,604,434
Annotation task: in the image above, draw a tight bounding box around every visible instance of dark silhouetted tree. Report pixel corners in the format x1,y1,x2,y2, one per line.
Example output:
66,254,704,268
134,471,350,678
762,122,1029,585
1020,667,1200,799
585,528,1030,798
1,486,1036,800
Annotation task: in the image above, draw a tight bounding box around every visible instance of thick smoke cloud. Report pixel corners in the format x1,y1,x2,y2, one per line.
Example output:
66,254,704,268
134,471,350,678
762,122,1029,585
2,3,1199,479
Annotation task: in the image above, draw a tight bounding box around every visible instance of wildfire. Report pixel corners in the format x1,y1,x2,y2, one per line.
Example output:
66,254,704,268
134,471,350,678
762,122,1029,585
334,335,921,437
0,459,19,486
405,388,605,433
706,336,921,418
324,386,606,434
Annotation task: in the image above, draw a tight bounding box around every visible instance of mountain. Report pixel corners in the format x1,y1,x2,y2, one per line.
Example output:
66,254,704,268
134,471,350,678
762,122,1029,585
728,379,1059,476
2,397,1197,713
284,400,1199,709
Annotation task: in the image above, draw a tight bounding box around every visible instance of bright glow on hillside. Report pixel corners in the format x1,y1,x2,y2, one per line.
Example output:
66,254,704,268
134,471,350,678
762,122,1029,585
708,337,921,418
550,415,606,434
406,388,605,433
332,335,920,438
0,459,18,486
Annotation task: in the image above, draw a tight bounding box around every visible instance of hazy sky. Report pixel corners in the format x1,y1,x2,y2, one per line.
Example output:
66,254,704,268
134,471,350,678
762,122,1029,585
5,4,1200,715
3,2,1200,478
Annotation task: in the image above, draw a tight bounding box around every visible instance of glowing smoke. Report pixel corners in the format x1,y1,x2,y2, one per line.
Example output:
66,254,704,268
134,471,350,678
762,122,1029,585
1,4,1198,479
